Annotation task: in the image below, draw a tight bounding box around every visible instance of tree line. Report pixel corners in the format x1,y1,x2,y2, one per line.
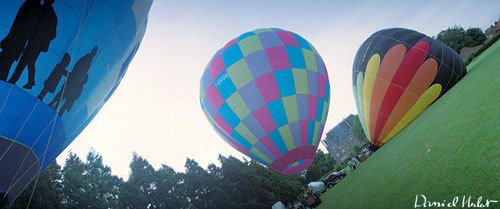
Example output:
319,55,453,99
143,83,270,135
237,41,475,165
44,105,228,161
1,149,338,209
436,26,487,52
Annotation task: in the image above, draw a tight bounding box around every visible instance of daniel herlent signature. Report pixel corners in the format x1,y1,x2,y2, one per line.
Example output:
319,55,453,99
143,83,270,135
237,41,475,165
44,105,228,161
414,194,498,208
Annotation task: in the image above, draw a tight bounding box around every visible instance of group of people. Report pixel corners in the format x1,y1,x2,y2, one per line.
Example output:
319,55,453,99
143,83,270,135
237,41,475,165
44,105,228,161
0,0,56,88
0,0,98,116
45,47,98,116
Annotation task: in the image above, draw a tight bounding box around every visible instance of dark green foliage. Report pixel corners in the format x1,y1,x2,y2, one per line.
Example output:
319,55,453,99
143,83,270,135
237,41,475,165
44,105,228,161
6,148,338,208
119,153,156,209
437,26,487,52
463,28,487,47
61,151,121,209
10,163,64,209
351,115,368,143
465,34,499,65
303,150,338,183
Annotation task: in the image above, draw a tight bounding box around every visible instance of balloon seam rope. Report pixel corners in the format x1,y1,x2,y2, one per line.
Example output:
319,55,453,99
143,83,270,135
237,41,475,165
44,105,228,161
361,71,433,99
61,3,146,139
64,19,149,139
441,44,455,92
25,111,58,208
4,117,58,196
374,34,459,75
372,34,461,78
0,101,39,166
0,86,14,162
23,0,94,207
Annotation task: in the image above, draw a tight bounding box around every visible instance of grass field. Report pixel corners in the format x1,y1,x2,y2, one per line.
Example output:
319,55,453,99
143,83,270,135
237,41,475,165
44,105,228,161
318,41,500,209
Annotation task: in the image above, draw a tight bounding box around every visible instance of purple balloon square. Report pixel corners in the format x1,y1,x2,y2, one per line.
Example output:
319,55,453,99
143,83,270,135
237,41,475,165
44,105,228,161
258,31,283,48
242,113,267,139
245,50,273,79
238,81,265,112
307,71,318,96
296,94,309,120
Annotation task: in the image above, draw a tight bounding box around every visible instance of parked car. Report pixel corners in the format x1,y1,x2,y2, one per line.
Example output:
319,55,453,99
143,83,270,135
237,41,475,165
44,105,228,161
322,170,346,188
307,181,326,194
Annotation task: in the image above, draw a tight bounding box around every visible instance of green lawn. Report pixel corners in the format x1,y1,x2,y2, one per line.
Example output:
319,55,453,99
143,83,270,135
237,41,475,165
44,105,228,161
318,41,500,209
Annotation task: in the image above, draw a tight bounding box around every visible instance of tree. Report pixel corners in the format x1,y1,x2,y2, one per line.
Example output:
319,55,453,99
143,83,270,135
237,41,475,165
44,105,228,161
154,165,187,209
10,162,63,209
303,150,337,183
61,153,86,209
82,150,122,209
352,115,368,143
437,26,486,52
119,153,156,209
61,151,124,209
353,146,362,154
463,28,487,47
178,158,233,209
437,26,466,52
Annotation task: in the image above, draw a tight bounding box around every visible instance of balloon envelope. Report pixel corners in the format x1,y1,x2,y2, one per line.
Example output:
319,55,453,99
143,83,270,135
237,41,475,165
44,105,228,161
0,0,152,204
200,28,330,175
352,28,466,146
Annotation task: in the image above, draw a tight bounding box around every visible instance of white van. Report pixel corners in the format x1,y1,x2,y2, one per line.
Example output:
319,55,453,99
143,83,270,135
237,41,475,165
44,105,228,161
307,181,326,194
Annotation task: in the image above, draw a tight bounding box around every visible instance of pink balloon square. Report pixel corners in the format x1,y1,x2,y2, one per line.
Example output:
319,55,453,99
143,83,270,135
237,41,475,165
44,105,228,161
206,85,224,110
253,105,277,133
265,46,291,70
276,31,299,47
255,73,280,103
209,55,226,79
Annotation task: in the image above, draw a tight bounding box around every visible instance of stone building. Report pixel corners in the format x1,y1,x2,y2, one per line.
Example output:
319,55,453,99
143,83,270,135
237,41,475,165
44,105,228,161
322,114,367,164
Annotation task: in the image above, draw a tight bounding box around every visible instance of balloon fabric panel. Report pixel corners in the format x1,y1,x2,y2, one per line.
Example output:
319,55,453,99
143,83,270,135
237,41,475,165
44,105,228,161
200,28,330,175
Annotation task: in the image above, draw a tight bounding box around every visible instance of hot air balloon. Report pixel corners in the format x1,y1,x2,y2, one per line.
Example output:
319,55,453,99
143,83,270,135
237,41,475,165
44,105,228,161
200,28,330,175
352,28,466,146
0,0,152,204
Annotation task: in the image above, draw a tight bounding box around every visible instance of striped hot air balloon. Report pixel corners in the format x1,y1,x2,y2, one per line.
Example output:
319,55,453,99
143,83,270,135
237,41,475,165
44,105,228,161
352,28,467,146
200,28,330,175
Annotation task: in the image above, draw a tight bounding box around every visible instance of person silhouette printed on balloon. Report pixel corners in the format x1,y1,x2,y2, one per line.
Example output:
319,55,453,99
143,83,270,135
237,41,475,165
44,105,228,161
8,0,58,89
58,75,87,116
38,53,70,101
49,47,98,116
0,0,41,81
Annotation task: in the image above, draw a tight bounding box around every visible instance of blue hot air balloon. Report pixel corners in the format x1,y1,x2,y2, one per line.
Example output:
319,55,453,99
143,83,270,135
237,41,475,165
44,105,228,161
0,0,152,204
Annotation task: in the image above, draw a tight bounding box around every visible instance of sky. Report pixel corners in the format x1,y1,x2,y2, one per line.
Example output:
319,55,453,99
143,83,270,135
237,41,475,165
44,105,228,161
57,0,500,179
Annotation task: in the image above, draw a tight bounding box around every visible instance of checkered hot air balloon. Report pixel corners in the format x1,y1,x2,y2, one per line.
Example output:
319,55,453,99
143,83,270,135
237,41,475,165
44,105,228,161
352,28,467,146
200,28,330,175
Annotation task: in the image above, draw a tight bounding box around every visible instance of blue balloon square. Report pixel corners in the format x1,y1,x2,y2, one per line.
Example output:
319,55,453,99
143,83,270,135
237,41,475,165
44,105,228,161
267,99,288,127
237,31,256,42
293,34,312,50
316,97,325,122
231,131,252,151
274,70,296,97
222,44,243,67
286,46,306,69
218,103,240,128
307,121,315,145
215,73,237,99
269,130,288,154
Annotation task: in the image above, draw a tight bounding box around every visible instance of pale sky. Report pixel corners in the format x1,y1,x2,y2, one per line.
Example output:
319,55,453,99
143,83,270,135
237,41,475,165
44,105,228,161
56,0,500,179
